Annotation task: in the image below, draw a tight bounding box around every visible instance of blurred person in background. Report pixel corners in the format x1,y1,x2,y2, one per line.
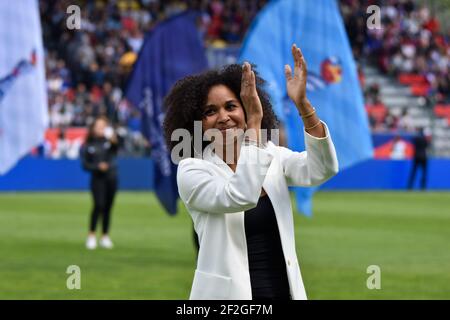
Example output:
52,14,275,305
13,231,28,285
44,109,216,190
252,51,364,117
81,116,119,249
52,128,70,159
408,127,430,190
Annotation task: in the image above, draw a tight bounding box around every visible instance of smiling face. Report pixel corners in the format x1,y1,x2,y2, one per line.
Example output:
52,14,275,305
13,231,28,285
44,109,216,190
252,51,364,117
202,84,246,147
93,118,107,138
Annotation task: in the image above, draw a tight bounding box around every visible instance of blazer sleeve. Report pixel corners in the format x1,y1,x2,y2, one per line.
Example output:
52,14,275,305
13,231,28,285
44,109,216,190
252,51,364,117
276,121,339,187
177,145,273,214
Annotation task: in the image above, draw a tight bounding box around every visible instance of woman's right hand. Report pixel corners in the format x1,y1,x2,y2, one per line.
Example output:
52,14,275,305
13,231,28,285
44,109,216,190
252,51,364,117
240,62,263,127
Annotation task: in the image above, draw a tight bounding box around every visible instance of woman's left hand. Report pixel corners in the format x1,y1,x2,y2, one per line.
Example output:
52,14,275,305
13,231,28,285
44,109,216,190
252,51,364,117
284,44,308,107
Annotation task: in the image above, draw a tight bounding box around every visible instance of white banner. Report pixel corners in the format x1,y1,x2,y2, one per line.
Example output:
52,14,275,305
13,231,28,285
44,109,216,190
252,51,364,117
0,0,48,174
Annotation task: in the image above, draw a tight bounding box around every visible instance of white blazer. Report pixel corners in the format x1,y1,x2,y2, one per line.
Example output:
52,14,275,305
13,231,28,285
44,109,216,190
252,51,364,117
177,122,339,300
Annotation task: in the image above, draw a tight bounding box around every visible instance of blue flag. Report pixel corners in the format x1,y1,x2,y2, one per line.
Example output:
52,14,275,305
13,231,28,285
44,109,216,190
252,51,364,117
126,11,208,215
239,0,373,216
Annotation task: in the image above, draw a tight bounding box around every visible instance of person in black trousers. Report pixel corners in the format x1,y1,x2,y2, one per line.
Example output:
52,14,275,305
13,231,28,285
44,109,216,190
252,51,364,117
408,128,430,190
81,116,119,249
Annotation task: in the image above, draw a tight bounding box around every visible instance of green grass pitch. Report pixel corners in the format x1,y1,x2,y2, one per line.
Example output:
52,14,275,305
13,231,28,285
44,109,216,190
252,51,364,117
0,191,449,299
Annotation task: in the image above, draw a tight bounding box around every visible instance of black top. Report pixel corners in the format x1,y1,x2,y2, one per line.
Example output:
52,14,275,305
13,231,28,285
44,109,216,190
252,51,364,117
244,194,291,300
80,137,118,177
413,135,429,161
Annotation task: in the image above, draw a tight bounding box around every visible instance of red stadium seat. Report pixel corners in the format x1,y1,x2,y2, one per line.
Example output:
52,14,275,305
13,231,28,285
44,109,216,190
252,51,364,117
411,84,430,96
434,105,450,117
366,103,387,122
398,73,426,86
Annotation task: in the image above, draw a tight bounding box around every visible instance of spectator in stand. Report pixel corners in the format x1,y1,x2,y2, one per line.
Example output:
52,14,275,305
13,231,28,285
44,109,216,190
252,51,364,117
52,128,70,159
385,111,399,131
398,108,413,132
49,94,74,128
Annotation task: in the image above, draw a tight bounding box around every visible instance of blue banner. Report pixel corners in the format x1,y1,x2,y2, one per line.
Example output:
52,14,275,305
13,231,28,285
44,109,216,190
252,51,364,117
126,11,208,215
239,0,373,215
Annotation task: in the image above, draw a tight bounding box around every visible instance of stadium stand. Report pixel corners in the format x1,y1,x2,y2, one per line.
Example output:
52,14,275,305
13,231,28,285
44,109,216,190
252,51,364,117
341,0,449,157
40,0,449,157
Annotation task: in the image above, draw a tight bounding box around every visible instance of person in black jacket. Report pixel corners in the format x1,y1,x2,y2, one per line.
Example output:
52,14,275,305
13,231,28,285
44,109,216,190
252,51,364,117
408,128,430,190
81,116,119,249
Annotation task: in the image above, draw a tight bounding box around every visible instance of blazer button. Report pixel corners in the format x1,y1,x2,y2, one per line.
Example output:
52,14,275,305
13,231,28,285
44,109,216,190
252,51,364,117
287,260,291,266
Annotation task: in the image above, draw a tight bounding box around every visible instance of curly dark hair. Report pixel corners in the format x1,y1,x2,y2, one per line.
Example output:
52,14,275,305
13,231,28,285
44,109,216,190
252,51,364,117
163,63,279,156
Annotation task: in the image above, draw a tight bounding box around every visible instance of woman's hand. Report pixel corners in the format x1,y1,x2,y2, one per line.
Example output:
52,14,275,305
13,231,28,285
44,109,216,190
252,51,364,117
285,44,325,137
284,44,308,108
110,133,118,145
240,62,263,126
98,162,109,172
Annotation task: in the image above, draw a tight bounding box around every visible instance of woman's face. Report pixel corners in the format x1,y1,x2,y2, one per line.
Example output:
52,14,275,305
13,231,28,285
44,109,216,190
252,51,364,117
93,118,107,138
202,84,246,146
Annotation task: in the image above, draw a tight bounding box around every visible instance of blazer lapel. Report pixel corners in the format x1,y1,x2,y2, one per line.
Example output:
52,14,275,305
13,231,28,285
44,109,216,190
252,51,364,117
263,146,296,255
